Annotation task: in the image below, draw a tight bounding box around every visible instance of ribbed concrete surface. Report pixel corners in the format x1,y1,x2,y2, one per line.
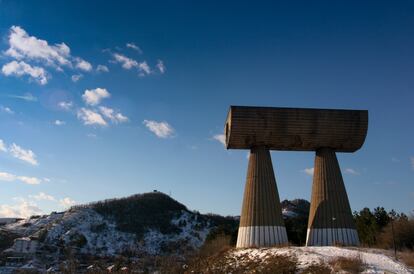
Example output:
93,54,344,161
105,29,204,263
307,148,359,246
237,146,287,248
237,226,288,247
306,228,360,246
225,106,368,152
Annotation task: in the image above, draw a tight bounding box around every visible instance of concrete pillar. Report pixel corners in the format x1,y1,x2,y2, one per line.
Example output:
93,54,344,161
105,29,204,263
306,148,360,246
237,146,288,248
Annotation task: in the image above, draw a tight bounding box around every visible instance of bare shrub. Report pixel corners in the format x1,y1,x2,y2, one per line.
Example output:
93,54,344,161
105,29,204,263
199,233,232,257
330,255,364,273
399,250,414,269
377,218,414,250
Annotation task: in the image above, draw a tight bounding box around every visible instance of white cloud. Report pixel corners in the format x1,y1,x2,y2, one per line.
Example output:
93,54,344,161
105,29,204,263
2,60,48,85
18,176,42,185
59,197,76,208
96,64,109,73
0,172,16,182
30,192,55,201
54,120,65,126
9,143,38,166
58,101,73,111
0,106,14,114
112,53,151,75
77,108,107,126
302,167,314,176
82,88,111,106
126,42,142,53
143,120,174,138
213,134,226,146
156,60,166,74
0,140,7,152
99,106,128,123
71,74,83,82
112,53,138,69
3,26,92,84
0,171,41,185
138,61,151,76
344,168,360,175
8,93,37,102
5,26,71,68
0,199,42,218
75,58,92,71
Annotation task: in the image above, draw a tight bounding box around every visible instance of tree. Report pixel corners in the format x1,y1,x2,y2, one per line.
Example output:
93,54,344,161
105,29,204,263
354,208,378,247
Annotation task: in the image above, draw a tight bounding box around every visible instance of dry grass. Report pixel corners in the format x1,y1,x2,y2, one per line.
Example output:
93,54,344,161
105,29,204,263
399,250,414,269
185,251,297,274
301,263,332,274
260,254,298,273
330,255,365,273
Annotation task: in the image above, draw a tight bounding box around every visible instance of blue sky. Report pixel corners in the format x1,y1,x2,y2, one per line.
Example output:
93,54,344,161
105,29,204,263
0,1,413,218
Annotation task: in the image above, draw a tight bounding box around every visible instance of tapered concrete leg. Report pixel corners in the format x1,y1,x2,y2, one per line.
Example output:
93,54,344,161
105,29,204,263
306,148,359,246
237,147,288,248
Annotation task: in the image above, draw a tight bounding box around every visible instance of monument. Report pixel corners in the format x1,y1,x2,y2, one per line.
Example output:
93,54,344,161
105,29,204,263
225,106,368,248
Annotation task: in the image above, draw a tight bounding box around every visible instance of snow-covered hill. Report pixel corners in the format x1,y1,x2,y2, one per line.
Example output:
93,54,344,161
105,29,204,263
0,192,237,272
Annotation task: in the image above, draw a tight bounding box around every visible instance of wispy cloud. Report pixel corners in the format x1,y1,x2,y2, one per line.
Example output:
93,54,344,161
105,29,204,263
126,42,142,54
9,143,38,166
0,171,41,185
302,167,314,176
213,134,226,146
99,106,128,123
112,53,138,69
0,140,7,152
59,197,76,208
391,157,400,163
2,60,48,85
54,120,65,126
0,106,14,114
58,101,73,111
29,192,55,201
96,64,109,73
82,88,110,106
156,59,166,74
112,53,152,76
143,120,174,138
71,74,83,82
344,168,360,175
138,61,151,76
7,92,37,102
411,157,414,170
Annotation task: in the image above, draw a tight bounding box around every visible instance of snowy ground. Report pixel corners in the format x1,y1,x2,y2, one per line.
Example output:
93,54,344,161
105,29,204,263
229,246,413,274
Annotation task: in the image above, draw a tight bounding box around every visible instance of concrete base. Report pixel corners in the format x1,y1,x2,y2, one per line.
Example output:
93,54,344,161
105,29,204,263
237,147,287,248
306,228,359,246
237,226,288,248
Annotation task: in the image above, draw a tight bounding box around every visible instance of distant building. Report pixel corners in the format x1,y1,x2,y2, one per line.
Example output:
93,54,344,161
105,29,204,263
8,237,39,254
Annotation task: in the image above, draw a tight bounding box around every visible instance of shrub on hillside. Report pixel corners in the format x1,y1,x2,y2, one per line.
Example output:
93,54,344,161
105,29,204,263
330,255,365,273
